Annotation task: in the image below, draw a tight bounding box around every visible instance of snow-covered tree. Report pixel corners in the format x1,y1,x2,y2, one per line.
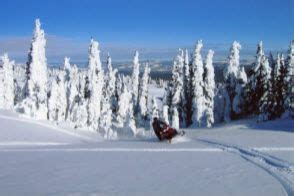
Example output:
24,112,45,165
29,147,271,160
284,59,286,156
182,48,192,126
100,90,117,140
116,83,131,127
62,57,74,119
283,40,294,118
21,19,48,120
171,107,179,129
170,49,184,125
191,40,205,127
66,63,79,118
116,81,137,136
224,41,242,83
107,54,118,103
69,73,88,128
269,54,285,119
86,39,104,131
99,53,117,139
131,50,140,109
163,82,173,110
114,74,123,115
63,57,71,82
138,63,151,122
48,71,67,122
223,41,247,120
247,41,272,118
150,97,159,136
162,105,170,125
0,54,15,109
258,57,272,121
171,49,184,107
203,50,215,127
232,67,247,114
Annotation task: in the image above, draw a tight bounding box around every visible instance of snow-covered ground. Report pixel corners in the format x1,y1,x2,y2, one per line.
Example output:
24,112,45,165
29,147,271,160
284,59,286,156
0,110,293,195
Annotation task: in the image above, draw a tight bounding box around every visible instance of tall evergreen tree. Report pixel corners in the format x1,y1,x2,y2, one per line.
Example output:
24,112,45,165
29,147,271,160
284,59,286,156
48,71,67,123
223,41,247,120
171,49,184,125
269,54,284,119
100,54,117,139
203,50,215,127
22,19,48,120
117,82,137,136
258,57,272,121
86,39,104,131
182,49,192,126
191,40,205,127
0,54,15,109
105,54,118,112
70,73,88,128
283,40,294,118
131,51,140,111
247,41,271,116
138,63,151,123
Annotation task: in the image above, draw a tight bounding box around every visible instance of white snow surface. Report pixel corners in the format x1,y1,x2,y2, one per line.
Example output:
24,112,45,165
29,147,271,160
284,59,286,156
0,110,293,196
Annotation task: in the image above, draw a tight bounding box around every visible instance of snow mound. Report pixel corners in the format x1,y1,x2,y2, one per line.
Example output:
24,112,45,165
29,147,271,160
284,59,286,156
171,135,190,144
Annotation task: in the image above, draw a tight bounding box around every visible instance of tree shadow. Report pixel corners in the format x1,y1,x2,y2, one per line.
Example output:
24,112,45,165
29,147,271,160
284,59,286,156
245,118,294,133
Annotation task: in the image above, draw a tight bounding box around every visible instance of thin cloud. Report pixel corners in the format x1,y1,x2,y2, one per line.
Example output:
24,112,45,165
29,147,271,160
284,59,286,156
0,36,287,65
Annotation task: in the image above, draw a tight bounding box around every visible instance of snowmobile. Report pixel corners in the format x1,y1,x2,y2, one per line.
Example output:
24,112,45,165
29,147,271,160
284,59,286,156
152,117,185,143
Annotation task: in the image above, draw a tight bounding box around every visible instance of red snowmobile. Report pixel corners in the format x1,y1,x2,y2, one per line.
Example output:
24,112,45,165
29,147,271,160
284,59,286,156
152,118,185,142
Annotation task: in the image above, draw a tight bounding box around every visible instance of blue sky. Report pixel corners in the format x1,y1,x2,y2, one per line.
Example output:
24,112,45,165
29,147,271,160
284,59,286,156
0,0,293,63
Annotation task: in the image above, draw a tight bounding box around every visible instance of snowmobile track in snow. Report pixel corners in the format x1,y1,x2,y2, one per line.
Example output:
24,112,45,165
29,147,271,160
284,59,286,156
198,138,294,196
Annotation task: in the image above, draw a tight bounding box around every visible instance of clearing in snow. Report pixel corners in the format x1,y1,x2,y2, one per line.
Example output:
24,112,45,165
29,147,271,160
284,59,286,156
0,110,293,196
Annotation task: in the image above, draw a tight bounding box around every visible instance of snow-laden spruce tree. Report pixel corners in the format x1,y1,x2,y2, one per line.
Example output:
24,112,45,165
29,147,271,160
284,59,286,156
248,41,272,117
100,89,117,140
269,54,285,119
99,54,118,139
21,19,48,120
282,41,294,118
63,57,71,82
131,50,140,109
182,48,192,126
125,103,137,136
170,49,184,125
191,40,205,127
114,74,123,115
105,54,118,111
224,41,241,84
203,50,215,127
232,66,247,114
62,57,73,119
69,73,88,128
86,39,104,131
163,105,170,125
163,82,173,111
117,82,137,136
138,63,151,122
0,54,15,109
48,71,67,123
258,56,272,121
172,107,179,129
116,83,130,127
66,63,80,120
150,96,159,135
223,41,247,120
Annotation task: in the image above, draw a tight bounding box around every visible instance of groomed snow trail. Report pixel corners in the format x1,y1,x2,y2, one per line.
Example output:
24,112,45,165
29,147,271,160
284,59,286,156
199,138,294,196
0,147,294,152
